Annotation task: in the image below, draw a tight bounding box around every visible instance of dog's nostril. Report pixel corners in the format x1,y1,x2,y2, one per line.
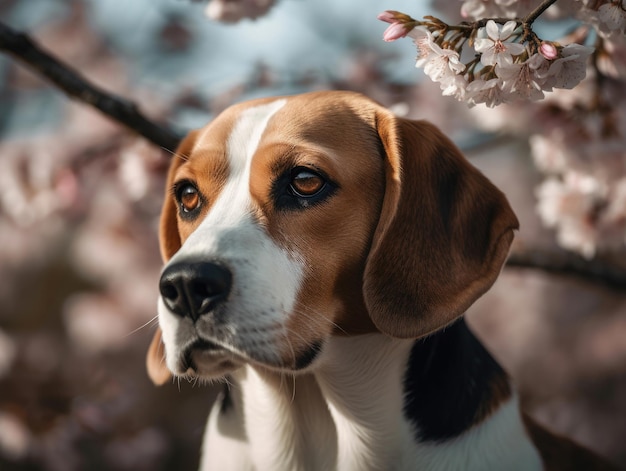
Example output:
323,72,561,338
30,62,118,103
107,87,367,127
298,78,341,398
159,260,232,321
160,282,179,302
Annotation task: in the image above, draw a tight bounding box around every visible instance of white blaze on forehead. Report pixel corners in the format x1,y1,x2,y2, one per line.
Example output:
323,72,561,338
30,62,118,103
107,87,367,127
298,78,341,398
198,98,287,230
228,99,287,176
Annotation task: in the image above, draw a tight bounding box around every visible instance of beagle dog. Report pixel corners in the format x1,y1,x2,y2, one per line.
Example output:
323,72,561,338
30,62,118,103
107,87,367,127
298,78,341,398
147,91,616,470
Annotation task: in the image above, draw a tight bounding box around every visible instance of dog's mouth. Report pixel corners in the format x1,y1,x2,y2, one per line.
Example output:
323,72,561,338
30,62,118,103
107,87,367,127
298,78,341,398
181,339,242,378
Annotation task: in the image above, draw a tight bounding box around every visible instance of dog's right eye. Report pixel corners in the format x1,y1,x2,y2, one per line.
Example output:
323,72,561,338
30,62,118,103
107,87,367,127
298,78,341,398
174,181,202,216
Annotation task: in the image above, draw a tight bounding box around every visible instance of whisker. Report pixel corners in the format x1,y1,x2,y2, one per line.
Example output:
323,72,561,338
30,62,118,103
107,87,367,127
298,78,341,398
290,304,348,336
124,315,159,337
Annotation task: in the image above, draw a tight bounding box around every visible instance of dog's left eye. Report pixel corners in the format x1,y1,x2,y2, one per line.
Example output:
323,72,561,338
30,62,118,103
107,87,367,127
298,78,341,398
274,166,335,210
289,168,326,197
174,181,202,215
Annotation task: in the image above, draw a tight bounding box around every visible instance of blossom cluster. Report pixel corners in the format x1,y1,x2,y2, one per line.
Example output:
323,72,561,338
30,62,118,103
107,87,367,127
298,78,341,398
459,0,626,34
379,11,595,107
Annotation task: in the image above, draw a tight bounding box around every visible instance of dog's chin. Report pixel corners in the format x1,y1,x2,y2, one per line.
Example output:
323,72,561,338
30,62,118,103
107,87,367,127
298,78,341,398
177,337,325,379
178,340,243,380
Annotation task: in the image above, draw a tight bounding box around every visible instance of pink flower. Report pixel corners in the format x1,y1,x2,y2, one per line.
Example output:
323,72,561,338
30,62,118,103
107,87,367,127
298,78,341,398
466,78,507,107
539,42,558,60
381,22,411,42
474,20,526,66
378,10,417,42
546,43,594,89
497,53,549,101
598,1,626,33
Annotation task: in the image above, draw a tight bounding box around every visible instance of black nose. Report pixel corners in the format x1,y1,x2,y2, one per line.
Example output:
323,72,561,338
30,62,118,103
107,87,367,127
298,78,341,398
159,260,232,321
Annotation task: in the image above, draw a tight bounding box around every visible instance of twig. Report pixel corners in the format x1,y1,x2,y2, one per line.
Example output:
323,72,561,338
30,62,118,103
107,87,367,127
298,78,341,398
0,22,183,153
523,0,559,24
507,248,626,291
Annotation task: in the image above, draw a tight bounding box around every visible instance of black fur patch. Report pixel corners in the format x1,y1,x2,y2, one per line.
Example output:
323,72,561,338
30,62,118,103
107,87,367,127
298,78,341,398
403,318,511,442
293,340,323,370
219,381,234,414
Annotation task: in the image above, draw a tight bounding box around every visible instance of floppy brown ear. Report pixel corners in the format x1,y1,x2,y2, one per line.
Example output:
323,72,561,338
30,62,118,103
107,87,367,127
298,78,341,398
363,112,519,339
147,130,199,385
146,328,171,386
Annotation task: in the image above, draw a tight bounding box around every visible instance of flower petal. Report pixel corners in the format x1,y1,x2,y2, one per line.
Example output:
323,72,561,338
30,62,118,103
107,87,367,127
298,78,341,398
485,20,500,40
500,21,518,39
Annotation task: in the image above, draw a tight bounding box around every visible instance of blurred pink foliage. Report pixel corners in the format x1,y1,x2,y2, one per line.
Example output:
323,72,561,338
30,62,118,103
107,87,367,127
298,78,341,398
0,0,625,469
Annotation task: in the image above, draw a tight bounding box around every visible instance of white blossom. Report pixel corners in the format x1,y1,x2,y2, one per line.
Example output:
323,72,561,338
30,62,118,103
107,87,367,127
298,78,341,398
474,20,526,66
545,43,595,89
440,74,470,100
598,1,626,34
536,171,607,258
496,53,548,101
422,44,466,83
466,77,507,107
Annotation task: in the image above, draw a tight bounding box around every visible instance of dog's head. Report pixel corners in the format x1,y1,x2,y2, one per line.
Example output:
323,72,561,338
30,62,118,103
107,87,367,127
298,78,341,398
146,91,518,384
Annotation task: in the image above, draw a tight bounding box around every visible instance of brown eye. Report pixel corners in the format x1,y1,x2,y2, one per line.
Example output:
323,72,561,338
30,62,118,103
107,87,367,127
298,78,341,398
290,169,326,197
175,182,201,213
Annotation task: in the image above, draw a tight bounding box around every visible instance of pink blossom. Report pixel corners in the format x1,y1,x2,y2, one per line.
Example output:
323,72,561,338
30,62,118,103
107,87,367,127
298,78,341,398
413,28,465,82
474,20,526,66
546,43,595,89
378,10,417,42
440,74,470,100
497,53,549,101
382,22,412,42
540,42,558,60
598,1,626,34
536,172,607,258
466,77,507,107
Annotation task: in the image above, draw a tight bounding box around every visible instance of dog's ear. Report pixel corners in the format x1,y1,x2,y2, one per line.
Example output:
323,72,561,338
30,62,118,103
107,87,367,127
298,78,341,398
146,328,171,386
147,130,199,386
363,112,519,339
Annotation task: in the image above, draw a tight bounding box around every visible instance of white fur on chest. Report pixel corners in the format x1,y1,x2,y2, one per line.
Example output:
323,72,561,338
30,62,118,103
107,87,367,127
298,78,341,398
199,336,542,471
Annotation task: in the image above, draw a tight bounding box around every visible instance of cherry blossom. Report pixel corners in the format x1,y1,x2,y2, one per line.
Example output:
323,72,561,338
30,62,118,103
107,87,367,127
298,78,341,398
536,171,608,258
378,7,597,108
419,38,466,83
475,20,527,66
497,53,548,100
378,11,418,42
545,43,595,89
540,41,559,59
598,1,626,34
466,78,508,107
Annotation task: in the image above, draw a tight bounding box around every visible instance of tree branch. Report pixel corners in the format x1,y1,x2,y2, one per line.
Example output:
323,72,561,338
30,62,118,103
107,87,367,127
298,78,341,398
0,21,183,153
523,0,559,24
507,248,626,291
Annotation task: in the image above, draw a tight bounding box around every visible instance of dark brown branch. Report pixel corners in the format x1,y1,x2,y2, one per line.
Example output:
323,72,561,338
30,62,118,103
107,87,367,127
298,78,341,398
507,248,626,291
0,21,183,153
523,0,559,24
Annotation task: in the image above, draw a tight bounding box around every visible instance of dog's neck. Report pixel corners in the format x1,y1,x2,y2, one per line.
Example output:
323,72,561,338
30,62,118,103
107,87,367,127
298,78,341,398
209,319,540,471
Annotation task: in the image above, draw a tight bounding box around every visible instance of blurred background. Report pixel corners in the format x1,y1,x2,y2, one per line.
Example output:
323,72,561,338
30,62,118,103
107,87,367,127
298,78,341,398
0,0,624,469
